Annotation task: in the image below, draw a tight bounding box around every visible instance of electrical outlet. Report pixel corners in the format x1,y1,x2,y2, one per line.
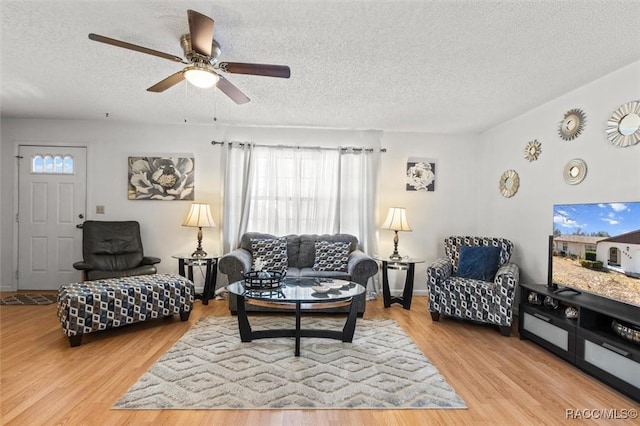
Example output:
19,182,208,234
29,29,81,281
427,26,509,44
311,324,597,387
96,205,105,214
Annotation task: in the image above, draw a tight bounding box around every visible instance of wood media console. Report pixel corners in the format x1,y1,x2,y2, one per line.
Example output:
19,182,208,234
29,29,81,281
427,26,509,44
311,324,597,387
518,282,639,402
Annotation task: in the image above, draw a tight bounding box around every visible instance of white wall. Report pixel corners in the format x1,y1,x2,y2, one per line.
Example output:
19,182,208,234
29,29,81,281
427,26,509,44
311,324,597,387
0,120,224,291
478,60,640,285
0,120,382,291
378,132,481,294
2,60,638,295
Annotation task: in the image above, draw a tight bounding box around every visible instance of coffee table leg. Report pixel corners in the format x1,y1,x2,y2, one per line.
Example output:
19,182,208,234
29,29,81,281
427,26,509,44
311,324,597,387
342,296,359,342
295,301,301,356
236,295,252,342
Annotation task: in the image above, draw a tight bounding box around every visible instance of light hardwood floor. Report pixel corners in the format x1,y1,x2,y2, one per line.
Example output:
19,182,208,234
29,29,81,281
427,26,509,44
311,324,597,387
1,294,637,425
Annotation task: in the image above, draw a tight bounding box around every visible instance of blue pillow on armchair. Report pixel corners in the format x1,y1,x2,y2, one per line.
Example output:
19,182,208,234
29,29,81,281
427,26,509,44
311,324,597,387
456,246,502,281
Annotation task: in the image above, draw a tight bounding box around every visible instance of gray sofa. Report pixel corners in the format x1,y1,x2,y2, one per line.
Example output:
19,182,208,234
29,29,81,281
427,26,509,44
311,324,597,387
219,232,378,315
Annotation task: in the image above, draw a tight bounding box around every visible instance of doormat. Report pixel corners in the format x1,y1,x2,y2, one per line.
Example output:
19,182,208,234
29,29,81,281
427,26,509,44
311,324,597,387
0,294,58,305
114,316,467,410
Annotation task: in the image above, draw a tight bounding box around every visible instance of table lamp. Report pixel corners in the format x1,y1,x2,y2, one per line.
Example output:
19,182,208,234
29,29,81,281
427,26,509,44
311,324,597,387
182,203,216,257
381,207,412,261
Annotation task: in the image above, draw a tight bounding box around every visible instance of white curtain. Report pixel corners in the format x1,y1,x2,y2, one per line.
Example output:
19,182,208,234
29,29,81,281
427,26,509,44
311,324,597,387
339,148,380,258
339,148,381,295
221,143,254,253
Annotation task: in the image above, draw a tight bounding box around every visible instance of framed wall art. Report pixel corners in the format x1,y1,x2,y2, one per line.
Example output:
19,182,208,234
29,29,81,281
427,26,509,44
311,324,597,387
128,156,195,200
406,157,436,191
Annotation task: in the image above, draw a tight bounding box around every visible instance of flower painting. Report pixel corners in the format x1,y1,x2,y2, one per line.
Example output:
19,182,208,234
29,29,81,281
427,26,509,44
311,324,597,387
406,158,436,191
128,156,195,200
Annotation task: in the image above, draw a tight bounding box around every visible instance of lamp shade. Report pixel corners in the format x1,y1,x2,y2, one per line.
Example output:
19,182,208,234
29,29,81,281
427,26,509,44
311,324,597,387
182,203,216,228
381,207,412,231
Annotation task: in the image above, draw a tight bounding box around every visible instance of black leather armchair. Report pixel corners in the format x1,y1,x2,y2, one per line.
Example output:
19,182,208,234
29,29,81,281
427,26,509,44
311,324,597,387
73,221,160,281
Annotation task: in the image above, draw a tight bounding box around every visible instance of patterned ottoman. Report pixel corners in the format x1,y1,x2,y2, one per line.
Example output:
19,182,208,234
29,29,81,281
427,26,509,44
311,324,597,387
57,273,195,347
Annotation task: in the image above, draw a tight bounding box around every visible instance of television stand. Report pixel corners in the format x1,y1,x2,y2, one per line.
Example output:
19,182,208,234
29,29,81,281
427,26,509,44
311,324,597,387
519,283,639,402
553,286,581,295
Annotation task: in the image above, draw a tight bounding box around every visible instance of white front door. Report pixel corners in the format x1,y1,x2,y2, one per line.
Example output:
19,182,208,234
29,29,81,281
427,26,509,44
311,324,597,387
18,145,87,290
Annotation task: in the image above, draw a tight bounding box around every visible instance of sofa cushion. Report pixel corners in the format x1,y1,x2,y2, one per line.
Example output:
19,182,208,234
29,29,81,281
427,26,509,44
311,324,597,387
455,245,501,281
299,234,358,268
241,232,300,268
312,241,350,272
250,238,288,273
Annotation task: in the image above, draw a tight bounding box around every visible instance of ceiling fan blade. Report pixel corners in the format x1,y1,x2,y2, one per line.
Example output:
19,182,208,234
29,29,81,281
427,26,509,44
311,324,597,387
187,9,214,57
147,71,185,92
218,62,291,78
216,75,250,104
88,33,186,64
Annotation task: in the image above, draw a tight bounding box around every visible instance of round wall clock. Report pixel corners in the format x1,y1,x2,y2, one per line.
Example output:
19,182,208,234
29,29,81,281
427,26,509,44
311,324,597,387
558,108,586,141
499,169,520,198
563,158,587,185
606,100,640,147
524,140,542,162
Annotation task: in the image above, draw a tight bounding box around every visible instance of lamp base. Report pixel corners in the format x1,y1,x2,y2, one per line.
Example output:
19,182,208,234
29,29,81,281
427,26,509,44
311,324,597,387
389,230,402,261
191,248,208,258
191,226,207,257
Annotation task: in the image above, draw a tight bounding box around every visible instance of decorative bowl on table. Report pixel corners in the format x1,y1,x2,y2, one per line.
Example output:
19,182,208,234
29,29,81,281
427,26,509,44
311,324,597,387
611,319,640,345
311,285,332,294
243,270,284,289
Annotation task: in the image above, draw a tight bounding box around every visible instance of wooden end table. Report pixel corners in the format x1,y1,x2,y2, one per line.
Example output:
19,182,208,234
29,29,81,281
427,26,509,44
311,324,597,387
173,254,219,305
376,258,425,310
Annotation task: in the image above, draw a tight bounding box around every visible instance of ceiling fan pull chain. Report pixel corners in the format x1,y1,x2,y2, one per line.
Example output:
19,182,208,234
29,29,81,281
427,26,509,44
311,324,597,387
183,79,189,123
213,84,218,122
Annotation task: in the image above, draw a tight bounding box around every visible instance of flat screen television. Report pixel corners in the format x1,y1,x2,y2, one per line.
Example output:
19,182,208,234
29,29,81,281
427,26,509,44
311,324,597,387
550,201,640,308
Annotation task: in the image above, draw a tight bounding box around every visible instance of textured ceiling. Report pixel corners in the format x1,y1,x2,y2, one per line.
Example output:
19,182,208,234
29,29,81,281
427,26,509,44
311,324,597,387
2,0,640,133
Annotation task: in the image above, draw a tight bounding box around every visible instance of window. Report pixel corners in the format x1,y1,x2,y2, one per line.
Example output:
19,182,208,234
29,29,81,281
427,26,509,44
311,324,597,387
31,154,74,174
247,147,340,235
222,141,381,255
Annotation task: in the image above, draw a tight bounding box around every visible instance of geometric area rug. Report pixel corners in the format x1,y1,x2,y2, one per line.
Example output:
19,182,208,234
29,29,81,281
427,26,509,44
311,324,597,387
0,293,58,305
114,317,467,410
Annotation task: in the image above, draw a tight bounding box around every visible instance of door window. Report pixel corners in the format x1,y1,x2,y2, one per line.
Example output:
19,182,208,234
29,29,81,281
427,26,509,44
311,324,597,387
31,154,74,174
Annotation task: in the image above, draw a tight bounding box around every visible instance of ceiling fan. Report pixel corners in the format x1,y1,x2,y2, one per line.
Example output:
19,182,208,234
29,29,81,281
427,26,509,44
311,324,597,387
88,9,290,104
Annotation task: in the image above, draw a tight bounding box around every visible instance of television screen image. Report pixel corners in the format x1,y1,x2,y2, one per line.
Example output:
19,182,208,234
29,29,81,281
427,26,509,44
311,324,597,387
551,201,640,308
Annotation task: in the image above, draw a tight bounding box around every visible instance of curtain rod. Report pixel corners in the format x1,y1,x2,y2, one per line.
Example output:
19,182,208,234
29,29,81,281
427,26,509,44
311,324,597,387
211,140,386,153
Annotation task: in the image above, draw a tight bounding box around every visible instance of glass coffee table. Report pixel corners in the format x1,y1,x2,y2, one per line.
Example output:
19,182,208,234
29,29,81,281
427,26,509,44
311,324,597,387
227,277,366,356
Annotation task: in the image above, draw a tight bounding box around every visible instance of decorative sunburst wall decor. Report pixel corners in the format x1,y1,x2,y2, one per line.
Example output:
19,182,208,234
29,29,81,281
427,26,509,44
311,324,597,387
499,169,520,198
558,108,586,141
606,100,640,147
563,158,588,185
524,140,542,161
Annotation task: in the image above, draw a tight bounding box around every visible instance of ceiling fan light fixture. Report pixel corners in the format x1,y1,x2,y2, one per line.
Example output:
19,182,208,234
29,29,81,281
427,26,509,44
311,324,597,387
183,64,219,88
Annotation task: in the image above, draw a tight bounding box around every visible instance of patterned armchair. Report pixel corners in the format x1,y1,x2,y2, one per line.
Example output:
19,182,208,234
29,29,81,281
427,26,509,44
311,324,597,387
427,236,519,336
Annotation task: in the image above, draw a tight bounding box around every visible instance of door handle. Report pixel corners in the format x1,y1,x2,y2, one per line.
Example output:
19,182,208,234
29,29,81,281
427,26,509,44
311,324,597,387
76,223,83,229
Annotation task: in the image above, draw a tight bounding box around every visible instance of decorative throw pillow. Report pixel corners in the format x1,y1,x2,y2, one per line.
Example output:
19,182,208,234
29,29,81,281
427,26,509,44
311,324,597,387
250,238,288,273
456,246,502,281
312,241,350,272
